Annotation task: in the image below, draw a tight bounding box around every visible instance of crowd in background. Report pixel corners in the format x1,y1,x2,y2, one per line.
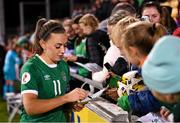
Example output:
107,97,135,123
0,0,180,122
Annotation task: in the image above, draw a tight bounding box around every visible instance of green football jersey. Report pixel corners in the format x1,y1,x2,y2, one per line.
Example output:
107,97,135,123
74,39,89,77
20,55,70,122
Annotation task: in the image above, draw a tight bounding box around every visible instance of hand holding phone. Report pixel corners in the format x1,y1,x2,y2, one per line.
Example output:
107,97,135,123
104,62,113,72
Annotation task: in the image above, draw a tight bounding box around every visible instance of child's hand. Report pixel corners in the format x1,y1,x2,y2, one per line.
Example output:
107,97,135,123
105,88,119,100
105,72,111,80
108,71,116,77
72,102,85,112
160,106,171,120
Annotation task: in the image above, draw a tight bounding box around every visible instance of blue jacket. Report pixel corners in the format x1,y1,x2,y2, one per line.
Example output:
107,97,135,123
128,90,161,116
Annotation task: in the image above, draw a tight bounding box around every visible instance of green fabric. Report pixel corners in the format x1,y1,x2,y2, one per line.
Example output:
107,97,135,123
20,55,70,122
159,101,175,112
107,75,121,88
74,39,89,77
74,39,87,57
173,101,180,122
117,95,131,112
137,0,144,7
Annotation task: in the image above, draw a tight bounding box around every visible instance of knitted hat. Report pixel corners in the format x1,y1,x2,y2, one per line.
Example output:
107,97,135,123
142,36,180,94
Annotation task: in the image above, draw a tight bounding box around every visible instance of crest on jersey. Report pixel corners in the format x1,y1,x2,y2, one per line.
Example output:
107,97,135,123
61,72,67,81
22,72,31,84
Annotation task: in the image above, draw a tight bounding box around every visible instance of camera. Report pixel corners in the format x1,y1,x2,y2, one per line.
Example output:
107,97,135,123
141,15,150,22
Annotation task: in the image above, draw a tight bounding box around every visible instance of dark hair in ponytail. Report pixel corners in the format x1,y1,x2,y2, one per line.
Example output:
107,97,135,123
33,18,65,55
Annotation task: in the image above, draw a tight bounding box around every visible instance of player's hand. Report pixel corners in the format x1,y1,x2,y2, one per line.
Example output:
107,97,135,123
72,102,85,112
66,88,88,102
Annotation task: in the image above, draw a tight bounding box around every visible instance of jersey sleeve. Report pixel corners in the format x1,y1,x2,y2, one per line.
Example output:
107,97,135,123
20,62,39,95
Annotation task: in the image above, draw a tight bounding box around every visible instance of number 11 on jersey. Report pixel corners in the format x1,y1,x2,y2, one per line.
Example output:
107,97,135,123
53,80,61,96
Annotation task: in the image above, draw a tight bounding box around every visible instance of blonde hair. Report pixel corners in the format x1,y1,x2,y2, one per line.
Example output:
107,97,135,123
121,21,167,56
79,13,99,31
112,16,139,47
108,10,132,26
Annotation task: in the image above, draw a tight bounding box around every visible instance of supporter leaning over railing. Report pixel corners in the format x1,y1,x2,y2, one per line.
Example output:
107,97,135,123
114,21,168,117
92,13,139,103
102,16,140,102
65,14,99,78
142,36,180,122
92,10,132,85
92,2,138,91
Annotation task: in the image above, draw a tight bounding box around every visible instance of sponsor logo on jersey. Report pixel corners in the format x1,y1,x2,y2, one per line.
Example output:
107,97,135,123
44,74,51,80
22,72,31,84
61,72,67,81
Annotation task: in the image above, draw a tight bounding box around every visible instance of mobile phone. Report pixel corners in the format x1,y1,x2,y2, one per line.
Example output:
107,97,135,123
104,62,113,72
141,15,150,22
79,96,92,105
79,100,89,105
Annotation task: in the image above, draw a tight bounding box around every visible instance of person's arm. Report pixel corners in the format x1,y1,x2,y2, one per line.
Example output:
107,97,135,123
23,88,88,115
64,55,89,63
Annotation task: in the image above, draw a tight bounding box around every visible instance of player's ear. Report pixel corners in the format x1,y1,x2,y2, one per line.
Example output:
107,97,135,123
39,39,46,50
